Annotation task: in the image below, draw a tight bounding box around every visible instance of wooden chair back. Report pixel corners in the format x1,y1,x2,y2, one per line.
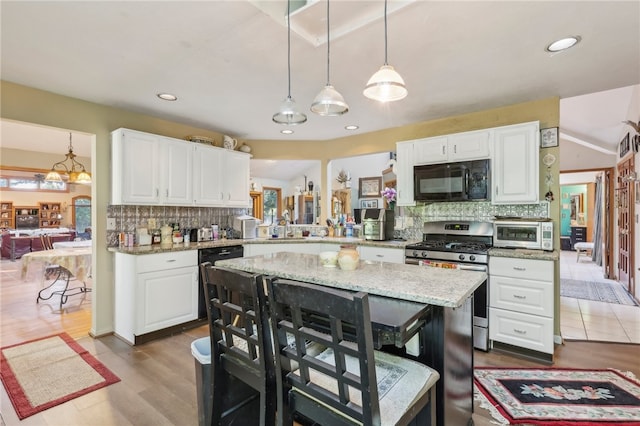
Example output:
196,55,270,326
199,262,275,425
266,277,379,426
40,234,54,250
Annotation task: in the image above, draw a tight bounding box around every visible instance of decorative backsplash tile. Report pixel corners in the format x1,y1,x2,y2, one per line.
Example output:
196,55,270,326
106,205,250,246
395,201,549,240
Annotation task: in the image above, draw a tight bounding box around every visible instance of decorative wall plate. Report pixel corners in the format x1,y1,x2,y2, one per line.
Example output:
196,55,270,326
542,153,556,167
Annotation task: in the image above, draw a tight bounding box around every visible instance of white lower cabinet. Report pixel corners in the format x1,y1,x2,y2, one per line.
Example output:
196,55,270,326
358,246,404,264
489,256,554,355
115,251,198,345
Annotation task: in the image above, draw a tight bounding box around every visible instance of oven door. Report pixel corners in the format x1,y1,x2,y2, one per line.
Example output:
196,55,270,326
405,257,489,351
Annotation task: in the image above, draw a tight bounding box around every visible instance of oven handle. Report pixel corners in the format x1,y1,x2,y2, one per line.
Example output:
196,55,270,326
405,258,487,272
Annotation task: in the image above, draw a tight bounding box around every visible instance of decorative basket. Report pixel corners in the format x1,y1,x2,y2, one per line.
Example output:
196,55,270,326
186,135,215,146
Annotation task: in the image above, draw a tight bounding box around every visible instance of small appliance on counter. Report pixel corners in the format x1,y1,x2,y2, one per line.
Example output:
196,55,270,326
492,216,553,251
233,215,259,239
136,228,152,246
198,227,213,242
361,209,394,241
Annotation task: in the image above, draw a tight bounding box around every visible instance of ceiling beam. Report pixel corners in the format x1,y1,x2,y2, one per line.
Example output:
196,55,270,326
559,130,617,155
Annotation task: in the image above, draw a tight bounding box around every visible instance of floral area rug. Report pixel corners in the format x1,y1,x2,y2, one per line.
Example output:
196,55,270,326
474,367,640,425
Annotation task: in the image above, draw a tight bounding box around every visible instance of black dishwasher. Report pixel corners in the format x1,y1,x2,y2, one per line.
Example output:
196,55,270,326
197,245,244,319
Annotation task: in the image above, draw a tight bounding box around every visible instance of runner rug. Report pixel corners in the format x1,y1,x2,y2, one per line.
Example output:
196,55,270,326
0,332,120,419
474,367,640,425
560,279,638,306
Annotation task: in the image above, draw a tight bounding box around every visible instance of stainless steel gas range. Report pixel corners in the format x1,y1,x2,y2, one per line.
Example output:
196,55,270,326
405,221,493,351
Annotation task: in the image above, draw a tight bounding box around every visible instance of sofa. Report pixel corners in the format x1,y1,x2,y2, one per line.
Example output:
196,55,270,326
1,230,76,260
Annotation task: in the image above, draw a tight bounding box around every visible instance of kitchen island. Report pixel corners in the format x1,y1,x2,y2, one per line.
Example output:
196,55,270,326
217,251,486,426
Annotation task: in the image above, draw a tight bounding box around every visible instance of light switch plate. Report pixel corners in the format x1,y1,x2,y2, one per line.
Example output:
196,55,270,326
106,218,116,230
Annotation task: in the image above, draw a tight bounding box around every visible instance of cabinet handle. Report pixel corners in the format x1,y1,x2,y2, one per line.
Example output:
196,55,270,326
442,146,445,155
166,259,176,263
513,266,526,271
156,188,159,197
513,294,526,299
453,144,457,154
376,254,384,258
165,189,169,197
513,328,527,335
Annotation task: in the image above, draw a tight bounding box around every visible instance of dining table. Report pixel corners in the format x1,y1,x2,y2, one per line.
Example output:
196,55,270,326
21,246,92,310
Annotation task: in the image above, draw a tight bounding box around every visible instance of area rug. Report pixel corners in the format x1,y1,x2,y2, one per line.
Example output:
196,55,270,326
0,332,120,419
474,367,640,425
560,279,638,306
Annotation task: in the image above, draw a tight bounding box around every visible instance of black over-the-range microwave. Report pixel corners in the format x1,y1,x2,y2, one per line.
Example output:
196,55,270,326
414,159,490,202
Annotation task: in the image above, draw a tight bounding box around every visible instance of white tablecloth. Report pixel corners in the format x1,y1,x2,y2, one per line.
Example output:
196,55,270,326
52,240,92,249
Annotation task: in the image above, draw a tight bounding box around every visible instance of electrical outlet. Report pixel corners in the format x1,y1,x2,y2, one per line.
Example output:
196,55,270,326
106,218,116,230
405,217,414,227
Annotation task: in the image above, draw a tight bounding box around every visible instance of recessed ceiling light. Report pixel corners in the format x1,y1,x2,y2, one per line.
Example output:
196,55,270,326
157,93,178,101
281,129,294,134
345,125,359,130
546,36,581,52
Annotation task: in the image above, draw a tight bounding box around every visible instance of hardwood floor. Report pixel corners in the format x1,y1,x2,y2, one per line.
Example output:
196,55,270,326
2,258,639,425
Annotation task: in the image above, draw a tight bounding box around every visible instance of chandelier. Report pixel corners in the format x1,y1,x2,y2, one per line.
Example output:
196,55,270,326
45,132,92,184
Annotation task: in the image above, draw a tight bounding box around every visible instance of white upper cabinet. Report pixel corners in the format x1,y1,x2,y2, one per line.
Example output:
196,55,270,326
223,150,251,207
414,130,490,165
395,141,416,206
162,137,193,205
491,121,540,204
112,128,250,207
193,145,224,206
112,130,191,205
448,130,491,161
112,129,162,205
414,136,448,164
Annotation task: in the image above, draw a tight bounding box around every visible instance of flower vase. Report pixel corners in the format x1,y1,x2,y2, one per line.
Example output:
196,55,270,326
337,245,359,270
388,201,396,210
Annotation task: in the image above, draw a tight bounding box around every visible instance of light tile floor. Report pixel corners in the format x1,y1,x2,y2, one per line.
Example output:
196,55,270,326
560,250,640,343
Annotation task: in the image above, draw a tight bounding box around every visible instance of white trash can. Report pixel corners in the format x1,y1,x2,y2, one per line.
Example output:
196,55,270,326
191,337,212,426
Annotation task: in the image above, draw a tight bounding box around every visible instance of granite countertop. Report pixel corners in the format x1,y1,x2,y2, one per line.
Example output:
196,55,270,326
108,237,417,255
489,247,559,261
217,252,486,308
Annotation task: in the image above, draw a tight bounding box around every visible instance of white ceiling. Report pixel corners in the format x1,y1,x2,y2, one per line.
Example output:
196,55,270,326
1,1,638,181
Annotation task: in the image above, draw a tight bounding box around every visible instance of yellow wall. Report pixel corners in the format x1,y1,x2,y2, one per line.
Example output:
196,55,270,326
1,80,562,340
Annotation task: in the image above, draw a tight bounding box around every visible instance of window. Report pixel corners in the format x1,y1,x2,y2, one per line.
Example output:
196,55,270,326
73,196,91,237
0,168,68,192
262,187,281,225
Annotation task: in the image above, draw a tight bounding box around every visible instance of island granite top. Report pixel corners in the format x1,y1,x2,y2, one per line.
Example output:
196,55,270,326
488,247,559,261
216,252,486,308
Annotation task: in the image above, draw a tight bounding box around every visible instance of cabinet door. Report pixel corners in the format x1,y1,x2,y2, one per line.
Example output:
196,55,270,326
395,141,416,206
448,130,490,161
112,129,161,204
136,266,198,335
161,137,193,205
492,122,539,204
223,150,251,207
414,136,448,165
193,145,224,206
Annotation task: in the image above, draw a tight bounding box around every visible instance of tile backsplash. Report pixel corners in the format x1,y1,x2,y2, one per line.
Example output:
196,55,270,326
106,205,249,246
395,201,550,240
107,201,549,246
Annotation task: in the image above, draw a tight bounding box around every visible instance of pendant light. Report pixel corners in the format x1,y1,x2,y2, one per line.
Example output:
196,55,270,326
311,0,348,116
363,0,407,102
273,0,307,125
45,132,92,184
